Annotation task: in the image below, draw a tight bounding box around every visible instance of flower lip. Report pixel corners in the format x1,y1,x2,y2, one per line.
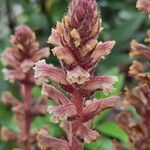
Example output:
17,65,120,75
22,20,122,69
66,66,90,85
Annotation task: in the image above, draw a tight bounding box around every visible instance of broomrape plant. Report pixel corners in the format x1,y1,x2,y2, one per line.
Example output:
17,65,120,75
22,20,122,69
34,0,119,149
115,0,150,149
1,25,49,150
1,0,150,150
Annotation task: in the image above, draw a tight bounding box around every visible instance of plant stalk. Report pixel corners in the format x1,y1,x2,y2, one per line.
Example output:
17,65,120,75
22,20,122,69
21,78,32,150
69,89,83,150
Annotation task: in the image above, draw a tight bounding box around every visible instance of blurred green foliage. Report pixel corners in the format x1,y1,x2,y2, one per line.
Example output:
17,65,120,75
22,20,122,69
0,0,149,149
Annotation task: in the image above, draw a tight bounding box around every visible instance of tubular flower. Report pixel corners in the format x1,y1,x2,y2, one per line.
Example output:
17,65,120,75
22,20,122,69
130,39,150,61
129,13,150,84
116,1,150,149
116,84,150,150
35,0,118,149
136,0,150,13
1,25,49,82
1,25,49,149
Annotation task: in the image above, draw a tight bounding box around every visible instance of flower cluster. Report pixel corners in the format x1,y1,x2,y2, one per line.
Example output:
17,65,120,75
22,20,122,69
116,1,150,149
1,25,49,82
34,0,119,149
1,25,49,149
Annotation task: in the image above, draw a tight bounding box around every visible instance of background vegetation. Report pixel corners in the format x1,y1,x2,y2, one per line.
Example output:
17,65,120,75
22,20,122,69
0,0,149,149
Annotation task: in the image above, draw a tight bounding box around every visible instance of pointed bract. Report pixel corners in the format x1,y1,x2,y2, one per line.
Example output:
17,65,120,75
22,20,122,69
42,83,69,104
83,96,119,122
91,41,115,64
34,60,68,85
130,40,150,61
83,76,118,94
2,92,20,106
76,125,100,143
47,103,77,122
37,130,70,150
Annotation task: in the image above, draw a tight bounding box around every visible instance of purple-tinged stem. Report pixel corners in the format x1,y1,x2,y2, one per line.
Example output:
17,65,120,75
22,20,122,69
69,89,84,149
21,76,32,150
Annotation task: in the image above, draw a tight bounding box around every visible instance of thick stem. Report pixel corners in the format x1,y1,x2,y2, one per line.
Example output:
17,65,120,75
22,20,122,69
69,121,83,150
72,89,83,117
22,82,31,109
71,136,83,150
21,81,32,150
69,89,84,150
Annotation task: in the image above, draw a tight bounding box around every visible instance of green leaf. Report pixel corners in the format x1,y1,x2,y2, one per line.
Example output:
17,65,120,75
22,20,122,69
0,141,16,150
0,102,19,132
98,53,132,70
110,12,145,49
84,136,113,150
32,115,64,137
97,122,131,149
32,86,41,98
93,110,111,128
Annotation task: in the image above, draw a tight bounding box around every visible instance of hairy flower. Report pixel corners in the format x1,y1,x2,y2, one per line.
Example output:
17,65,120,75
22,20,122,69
34,60,68,85
128,60,144,76
47,103,77,122
48,0,115,73
37,129,70,150
83,96,119,122
116,1,150,149
83,76,118,94
35,0,118,149
130,40,150,61
117,45,150,149
1,25,48,149
1,25,49,81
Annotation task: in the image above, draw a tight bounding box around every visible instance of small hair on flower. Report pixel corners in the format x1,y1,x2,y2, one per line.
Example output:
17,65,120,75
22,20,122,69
34,0,118,149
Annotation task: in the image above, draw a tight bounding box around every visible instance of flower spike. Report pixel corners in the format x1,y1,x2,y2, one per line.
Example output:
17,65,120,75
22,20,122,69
1,25,49,149
35,0,118,149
